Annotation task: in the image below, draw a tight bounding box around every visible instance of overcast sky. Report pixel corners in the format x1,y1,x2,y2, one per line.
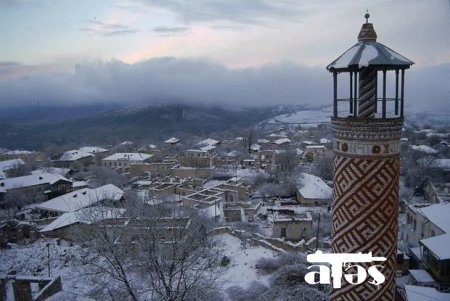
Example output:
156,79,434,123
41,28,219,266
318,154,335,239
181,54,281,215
0,0,449,112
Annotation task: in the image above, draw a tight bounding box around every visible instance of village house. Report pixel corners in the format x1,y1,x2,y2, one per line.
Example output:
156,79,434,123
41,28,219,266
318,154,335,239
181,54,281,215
129,161,175,177
0,159,26,179
79,146,109,159
302,145,327,163
40,207,127,240
55,150,94,169
271,211,313,242
0,173,72,205
35,184,124,217
402,203,450,291
197,138,220,150
182,149,214,168
102,153,153,171
295,173,332,206
170,165,215,179
164,137,181,145
0,149,43,164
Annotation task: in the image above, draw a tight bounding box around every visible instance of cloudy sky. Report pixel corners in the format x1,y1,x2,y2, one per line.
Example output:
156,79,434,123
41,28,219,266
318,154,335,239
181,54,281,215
0,0,449,112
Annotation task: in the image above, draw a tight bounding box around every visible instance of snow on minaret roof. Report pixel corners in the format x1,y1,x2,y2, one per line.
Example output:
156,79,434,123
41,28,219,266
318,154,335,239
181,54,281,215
327,14,413,71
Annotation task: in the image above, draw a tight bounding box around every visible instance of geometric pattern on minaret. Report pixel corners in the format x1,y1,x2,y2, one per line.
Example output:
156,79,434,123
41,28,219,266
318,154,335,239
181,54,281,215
331,118,402,301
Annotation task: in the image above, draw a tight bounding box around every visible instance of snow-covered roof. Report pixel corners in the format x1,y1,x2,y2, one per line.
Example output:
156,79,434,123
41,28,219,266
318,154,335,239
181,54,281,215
421,233,450,260
327,41,413,71
250,144,261,151
31,167,70,177
72,181,89,188
257,139,270,144
273,138,291,145
0,173,71,192
297,173,332,200
120,140,134,145
320,138,331,144
430,159,450,171
419,203,450,233
40,207,126,232
164,137,180,144
148,144,157,149
0,158,25,171
197,138,220,147
404,285,450,301
78,146,108,154
59,150,94,161
187,149,207,153
306,145,326,150
303,140,314,145
227,151,239,157
411,145,438,154
200,145,216,152
409,269,435,284
0,159,25,179
295,148,304,156
35,184,123,213
103,152,152,162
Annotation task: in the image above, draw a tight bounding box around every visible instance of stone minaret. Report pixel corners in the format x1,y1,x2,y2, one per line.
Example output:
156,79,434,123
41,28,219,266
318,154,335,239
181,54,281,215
326,13,413,301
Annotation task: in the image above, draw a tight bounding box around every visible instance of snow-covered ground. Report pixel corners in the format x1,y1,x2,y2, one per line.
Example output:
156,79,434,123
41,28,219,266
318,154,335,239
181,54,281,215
0,239,93,296
263,109,331,128
0,233,280,299
217,233,277,290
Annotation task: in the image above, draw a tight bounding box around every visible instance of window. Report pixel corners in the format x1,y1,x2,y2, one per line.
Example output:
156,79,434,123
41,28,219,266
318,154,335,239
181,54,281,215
413,220,417,231
281,227,287,238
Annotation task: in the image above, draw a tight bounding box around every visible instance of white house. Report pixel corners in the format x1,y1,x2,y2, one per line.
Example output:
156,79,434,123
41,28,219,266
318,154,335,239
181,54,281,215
103,153,153,168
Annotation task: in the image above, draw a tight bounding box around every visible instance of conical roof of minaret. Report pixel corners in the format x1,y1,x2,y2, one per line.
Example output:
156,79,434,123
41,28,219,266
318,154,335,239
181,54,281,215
327,13,413,72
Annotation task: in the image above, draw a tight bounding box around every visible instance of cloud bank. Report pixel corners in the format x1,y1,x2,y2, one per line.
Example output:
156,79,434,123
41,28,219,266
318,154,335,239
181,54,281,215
0,58,448,113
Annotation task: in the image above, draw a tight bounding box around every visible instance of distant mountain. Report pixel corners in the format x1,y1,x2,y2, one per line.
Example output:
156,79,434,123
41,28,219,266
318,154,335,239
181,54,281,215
0,104,292,150
0,104,120,125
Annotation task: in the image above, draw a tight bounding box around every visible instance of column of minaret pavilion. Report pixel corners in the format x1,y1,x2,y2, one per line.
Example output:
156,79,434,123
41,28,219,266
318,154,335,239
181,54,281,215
326,14,413,301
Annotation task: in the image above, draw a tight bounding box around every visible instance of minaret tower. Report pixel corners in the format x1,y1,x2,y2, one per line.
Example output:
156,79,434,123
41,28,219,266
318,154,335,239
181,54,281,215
326,13,413,301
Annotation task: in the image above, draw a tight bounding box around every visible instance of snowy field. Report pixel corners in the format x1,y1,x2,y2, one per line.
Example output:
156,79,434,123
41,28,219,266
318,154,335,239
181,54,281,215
263,109,331,128
217,233,277,290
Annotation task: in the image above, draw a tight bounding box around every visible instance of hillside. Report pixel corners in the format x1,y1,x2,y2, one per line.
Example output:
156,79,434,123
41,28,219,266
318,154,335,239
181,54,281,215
0,104,287,149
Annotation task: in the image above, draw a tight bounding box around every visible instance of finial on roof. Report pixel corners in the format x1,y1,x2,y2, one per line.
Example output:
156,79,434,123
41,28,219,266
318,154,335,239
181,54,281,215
358,11,377,42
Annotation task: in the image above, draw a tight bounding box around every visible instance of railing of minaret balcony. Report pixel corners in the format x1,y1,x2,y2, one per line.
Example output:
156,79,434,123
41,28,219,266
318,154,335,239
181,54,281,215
332,67,406,120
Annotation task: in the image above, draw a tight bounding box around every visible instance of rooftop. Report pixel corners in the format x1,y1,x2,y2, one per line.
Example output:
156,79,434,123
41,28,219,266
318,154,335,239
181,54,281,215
40,207,126,232
35,184,123,213
420,233,450,260
59,150,94,161
404,285,450,301
0,173,71,192
296,173,332,200
103,152,152,161
418,203,450,233
327,14,413,72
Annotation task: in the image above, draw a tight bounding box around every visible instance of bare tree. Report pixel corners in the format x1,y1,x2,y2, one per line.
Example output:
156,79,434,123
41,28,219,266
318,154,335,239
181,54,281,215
89,166,127,188
77,202,223,300
275,150,300,181
312,153,334,181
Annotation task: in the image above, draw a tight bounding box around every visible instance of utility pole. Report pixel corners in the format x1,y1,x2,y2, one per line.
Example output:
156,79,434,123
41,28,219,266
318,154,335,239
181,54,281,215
47,242,51,277
315,212,321,251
